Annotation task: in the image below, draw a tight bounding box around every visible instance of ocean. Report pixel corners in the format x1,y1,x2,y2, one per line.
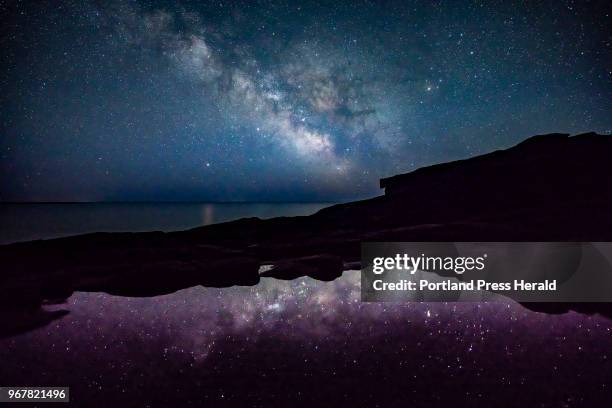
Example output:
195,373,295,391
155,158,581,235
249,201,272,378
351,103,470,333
0,202,333,245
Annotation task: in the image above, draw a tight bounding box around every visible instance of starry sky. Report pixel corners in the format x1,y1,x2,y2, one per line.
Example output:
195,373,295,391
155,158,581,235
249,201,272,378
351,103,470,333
1,0,610,202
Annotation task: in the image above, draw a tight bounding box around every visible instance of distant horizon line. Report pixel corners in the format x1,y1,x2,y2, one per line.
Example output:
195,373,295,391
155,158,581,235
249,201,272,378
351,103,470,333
0,200,347,205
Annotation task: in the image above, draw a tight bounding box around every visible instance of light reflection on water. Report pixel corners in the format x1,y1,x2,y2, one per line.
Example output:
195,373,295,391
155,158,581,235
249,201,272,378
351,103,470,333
1,271,611,406
22,270,607,361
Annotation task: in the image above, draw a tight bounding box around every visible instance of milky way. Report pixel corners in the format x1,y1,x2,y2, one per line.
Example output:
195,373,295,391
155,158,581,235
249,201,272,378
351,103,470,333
2,1,610,201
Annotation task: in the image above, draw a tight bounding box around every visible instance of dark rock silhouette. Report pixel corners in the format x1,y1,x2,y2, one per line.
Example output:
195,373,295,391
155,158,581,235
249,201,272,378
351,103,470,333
1,132,611,336
260,254,344,281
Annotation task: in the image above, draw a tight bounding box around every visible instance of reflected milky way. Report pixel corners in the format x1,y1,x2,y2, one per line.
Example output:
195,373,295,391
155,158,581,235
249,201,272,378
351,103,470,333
1,271,610,406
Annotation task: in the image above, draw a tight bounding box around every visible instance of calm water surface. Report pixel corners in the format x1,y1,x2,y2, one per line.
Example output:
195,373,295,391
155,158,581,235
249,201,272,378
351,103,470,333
1,272,611,406
0,202,332,244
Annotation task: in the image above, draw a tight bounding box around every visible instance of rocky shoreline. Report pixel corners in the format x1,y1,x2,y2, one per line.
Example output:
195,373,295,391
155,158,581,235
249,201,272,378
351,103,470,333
1,132,611,336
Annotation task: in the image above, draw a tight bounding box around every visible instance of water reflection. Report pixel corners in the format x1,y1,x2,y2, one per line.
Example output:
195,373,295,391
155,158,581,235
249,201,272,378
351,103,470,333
202,204,215,225
24,270,610,357
0,271,610,406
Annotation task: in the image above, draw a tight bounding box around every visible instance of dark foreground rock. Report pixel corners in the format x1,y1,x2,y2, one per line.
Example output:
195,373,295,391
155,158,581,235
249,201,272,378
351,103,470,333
1,132,611,336
260,254,344,281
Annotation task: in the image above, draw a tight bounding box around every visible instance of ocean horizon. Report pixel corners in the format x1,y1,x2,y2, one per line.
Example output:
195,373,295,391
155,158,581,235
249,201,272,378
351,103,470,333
0,202,335,245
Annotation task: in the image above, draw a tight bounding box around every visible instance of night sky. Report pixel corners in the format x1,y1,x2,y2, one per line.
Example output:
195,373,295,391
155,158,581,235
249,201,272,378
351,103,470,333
1,0,610,202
